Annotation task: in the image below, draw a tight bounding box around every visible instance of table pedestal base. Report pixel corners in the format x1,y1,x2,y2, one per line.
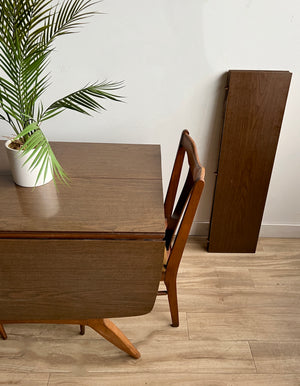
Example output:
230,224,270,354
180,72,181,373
0,319,140,359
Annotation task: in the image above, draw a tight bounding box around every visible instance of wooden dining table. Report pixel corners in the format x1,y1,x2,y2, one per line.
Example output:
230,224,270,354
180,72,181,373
0,141,165,359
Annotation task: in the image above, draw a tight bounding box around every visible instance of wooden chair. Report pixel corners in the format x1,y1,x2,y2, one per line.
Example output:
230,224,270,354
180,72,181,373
0,324,7,340
78,131,204,334
158,130,205,327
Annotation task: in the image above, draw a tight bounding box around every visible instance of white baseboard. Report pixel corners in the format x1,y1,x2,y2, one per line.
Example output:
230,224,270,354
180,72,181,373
190,222,300,238
259,224,300,238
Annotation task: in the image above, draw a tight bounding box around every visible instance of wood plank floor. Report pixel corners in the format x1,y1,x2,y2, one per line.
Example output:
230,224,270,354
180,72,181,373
0,238,300,385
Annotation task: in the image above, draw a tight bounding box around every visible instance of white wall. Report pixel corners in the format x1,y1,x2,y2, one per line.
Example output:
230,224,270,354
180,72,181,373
2,0,300,237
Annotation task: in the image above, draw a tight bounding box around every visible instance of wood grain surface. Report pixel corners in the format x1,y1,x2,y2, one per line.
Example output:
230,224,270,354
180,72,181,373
0,239,164,320
1,238,299,385
0,141,166,359
0,141,163,179
0,142,165,238
209,70,292,252
0,175,165,236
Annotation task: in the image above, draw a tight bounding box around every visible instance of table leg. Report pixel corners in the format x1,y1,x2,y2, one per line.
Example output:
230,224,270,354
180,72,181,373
0,324,7,340
87,319,141,359
0,319,140,359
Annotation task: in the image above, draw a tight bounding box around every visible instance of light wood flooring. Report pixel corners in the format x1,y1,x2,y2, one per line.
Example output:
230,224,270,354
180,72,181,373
0,237,300,385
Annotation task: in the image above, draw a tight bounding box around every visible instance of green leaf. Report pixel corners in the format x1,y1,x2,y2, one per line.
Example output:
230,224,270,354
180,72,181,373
0,0,121,185
43,0,100,47
42,81,123,120
15,124,69,186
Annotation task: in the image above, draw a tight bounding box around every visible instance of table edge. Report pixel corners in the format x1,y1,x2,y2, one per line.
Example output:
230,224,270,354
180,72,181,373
0,231,165,240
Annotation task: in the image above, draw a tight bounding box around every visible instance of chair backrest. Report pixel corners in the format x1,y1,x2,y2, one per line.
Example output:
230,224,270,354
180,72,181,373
164,130,205,277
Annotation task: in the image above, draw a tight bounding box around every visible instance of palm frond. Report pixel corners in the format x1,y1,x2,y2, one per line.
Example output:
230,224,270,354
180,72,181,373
42,81,123,121
43,0,100,47
0,0,121,185
14,123,69,185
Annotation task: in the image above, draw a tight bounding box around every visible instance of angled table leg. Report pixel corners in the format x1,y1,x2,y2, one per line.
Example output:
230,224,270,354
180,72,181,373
0,319,140,359
87,319,141,359
0,324,7,340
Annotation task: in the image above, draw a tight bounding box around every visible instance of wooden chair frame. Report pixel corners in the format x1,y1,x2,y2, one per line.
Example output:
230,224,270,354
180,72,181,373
159,130,205,327
0,324,7,340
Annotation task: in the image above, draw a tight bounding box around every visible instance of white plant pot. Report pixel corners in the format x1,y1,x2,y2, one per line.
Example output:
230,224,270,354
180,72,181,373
5,140,53,187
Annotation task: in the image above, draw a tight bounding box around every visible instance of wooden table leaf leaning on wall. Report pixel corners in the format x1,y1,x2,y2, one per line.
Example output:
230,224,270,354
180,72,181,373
0,141,166,359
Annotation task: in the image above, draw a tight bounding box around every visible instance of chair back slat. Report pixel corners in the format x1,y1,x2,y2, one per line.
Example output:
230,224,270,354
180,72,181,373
181,130,203,182
164,170,193,249
171,170,194,224
164,130,205,274
164,146,185,222
166,180,204,275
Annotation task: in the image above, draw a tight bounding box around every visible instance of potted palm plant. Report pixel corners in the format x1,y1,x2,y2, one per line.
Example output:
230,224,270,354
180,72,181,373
0,0,122,187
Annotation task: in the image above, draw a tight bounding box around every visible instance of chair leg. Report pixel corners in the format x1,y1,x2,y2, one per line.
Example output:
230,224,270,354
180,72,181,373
0,324,7,340
87,319,141,359
80,324,85,335
165,279,179,327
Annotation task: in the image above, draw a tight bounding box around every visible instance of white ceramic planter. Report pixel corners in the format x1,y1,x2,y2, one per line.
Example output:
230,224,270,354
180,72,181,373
5,140,53,187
